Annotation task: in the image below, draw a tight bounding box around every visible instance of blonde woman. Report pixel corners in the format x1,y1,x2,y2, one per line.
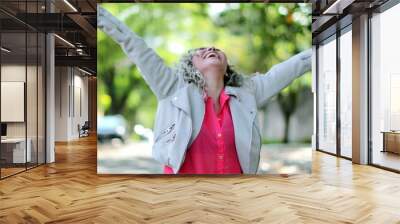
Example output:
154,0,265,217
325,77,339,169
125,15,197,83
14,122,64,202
98,6,312,174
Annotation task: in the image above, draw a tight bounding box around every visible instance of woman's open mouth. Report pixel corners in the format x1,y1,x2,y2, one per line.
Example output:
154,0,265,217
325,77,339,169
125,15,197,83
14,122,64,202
205,52,219,59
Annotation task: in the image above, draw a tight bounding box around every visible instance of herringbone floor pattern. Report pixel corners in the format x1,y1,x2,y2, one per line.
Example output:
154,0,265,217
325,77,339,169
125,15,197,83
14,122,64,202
1,135,399,223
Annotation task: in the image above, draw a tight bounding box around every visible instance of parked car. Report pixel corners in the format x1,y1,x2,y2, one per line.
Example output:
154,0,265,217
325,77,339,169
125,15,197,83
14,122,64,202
98,115,127,143
133,124,154,143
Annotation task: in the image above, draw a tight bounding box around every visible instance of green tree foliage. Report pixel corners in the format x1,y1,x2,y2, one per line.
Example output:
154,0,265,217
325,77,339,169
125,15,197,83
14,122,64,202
98,3,311,141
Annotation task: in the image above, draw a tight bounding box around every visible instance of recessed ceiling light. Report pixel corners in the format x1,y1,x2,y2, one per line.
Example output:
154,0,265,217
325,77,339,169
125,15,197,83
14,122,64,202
1,47,11,53
63,0,78,12
54,34,75,48
323,0,354,15
78,67,92,76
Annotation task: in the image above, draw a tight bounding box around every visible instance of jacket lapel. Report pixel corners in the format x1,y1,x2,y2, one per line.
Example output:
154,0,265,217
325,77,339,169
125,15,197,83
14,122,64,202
225,86,256,114
170,84,205,146
226,86,257,173
170,85,191,115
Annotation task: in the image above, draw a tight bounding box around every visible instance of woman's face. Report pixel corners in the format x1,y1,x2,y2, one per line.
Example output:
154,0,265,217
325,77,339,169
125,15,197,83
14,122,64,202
192,47,228,76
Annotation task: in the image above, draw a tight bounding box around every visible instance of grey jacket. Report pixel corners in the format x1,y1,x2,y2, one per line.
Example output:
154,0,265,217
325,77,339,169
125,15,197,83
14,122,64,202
98,6,312,174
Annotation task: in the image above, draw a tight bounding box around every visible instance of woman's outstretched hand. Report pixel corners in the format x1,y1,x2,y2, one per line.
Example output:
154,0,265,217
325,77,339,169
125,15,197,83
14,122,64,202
97,5,139,44
97,5,177,100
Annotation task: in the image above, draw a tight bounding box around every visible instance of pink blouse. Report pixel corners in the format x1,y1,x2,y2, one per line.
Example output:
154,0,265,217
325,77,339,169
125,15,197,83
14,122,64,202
164,89,242,174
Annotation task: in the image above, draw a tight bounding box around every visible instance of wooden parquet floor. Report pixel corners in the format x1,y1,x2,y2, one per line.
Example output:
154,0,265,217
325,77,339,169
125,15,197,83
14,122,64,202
1,135,400,224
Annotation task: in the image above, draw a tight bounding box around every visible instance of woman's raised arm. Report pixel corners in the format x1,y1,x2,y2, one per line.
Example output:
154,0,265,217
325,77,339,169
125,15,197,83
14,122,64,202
250,49,312,108
98,6,178,100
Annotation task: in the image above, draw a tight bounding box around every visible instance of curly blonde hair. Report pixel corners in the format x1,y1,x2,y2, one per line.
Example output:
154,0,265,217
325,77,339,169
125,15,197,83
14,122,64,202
175,48,243,90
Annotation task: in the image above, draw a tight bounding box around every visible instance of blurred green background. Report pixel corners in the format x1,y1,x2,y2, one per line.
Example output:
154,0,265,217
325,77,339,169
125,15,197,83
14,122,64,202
97,3,312,143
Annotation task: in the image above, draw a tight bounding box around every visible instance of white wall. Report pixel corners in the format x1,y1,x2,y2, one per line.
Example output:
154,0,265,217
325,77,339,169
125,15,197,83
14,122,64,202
1,66,26,129
1,63,46,164
55,66,68,141
1,65,33,138
55,67,89,141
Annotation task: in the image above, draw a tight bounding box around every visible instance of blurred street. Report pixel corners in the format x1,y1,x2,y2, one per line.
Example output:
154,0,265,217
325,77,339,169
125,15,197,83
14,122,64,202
97,140,311,174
